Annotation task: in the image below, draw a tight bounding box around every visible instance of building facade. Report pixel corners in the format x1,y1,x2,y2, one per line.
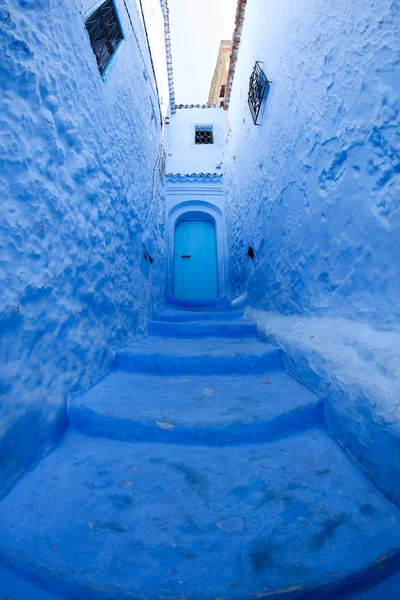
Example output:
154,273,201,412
164,105,228,299
207,39,232,106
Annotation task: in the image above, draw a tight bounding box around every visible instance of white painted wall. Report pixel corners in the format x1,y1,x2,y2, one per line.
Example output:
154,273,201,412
165,108,229,297
166,107,228,174
136,0,171,116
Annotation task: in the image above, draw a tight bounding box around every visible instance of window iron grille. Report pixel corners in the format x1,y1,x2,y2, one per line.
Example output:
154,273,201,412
219,84,226,98
195,125,213,145
85,0,123,75
248,61,271,125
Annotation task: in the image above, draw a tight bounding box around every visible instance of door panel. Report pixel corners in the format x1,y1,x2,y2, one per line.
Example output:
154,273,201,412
174,220,218,300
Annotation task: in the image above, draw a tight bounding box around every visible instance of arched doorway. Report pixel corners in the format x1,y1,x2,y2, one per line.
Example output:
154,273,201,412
174,217,218,300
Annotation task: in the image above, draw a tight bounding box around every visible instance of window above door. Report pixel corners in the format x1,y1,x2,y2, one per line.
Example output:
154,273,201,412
195,125,213,145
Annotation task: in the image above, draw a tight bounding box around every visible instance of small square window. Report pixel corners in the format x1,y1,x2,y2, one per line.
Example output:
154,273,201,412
195,126,213,145
85,0,123,75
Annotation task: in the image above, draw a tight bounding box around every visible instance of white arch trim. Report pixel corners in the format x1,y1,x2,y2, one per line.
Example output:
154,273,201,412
166,200,227,298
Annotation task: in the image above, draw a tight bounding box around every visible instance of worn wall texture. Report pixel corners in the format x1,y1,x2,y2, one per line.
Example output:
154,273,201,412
0,0,167,494
224,0,400,328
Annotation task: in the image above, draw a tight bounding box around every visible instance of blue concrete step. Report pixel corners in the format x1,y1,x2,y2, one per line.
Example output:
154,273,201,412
69,371,323,444
115,337,282,375
1,430,400,600
156,307,245,322
148,319,257,338
4,303,400,600
166,296,231,310
0,562,63,600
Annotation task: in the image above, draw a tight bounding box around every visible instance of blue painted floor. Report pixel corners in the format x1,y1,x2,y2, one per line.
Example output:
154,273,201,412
1,302,400,599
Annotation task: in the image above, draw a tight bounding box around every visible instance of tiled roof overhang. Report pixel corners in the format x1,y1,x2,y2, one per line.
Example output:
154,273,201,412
174,104,221,109
160,0,176,114
166,173,223,183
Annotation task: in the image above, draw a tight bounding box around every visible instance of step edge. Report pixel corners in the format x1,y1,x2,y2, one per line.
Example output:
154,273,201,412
1,521,400,600
148,320,254,326
113,348,283,375
117,341,279,353
68,400,324,446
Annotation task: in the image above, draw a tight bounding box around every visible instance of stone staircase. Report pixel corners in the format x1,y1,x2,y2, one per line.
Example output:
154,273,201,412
1,300,400,599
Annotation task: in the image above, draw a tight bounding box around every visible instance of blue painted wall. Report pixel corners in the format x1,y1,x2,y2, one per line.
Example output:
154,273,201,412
224,0,400,505
0,0,167,494
224,0,400,329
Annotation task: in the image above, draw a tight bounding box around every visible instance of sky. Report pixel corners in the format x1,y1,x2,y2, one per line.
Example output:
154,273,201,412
168,0,237,105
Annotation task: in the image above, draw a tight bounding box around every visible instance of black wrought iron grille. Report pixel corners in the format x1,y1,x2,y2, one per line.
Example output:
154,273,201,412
248,62,270,124
85,0,123,75
195,126,213,144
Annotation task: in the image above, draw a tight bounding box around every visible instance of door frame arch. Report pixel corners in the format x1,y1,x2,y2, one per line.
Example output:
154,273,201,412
167,201,227,299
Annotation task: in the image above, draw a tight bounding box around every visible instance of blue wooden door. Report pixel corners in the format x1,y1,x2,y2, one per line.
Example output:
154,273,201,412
174,220,218,299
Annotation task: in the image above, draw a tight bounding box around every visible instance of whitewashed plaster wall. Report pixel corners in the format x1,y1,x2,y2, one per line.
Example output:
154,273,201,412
0,0,167,494
165,107,229,298
166,107,228,174
223,0,400,328
165,175,227,298
137,0,171,116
